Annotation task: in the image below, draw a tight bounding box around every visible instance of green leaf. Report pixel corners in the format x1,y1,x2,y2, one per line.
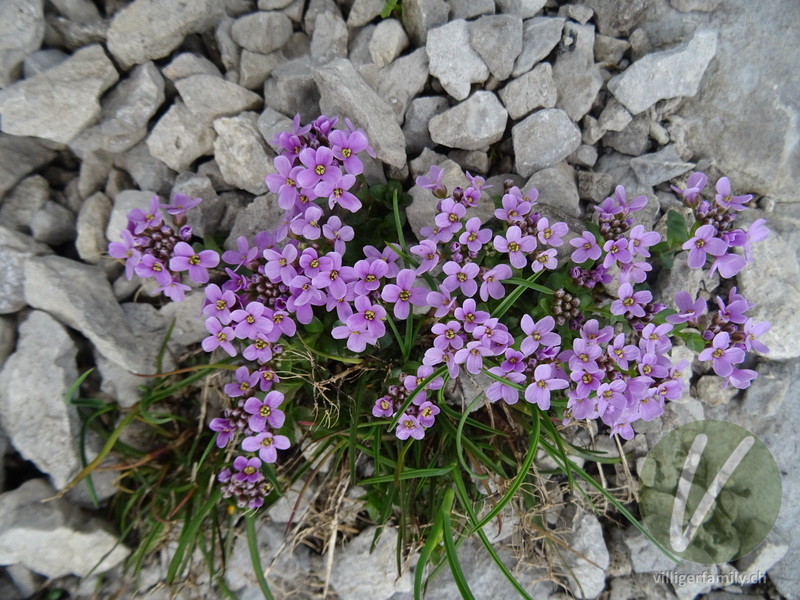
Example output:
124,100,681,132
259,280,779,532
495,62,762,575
245,513,276,600
359,465,454,485
666,210,689,248
441,489,475,600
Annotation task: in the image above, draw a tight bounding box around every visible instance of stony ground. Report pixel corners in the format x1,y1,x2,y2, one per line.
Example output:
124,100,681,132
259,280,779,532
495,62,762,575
0,0,798,599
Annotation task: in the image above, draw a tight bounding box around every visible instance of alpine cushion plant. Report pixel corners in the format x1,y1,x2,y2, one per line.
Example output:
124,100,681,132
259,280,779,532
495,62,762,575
109,114,772,593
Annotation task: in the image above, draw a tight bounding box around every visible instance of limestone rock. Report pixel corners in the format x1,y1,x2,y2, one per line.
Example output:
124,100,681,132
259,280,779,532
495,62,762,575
523,162,580,217
429,91,507,151
427,20,489,101
630,144,694,187
264,58,320,123
175,75,262,124
512,16,564,78
403,95,448,156
375,47,429,123
0,227,51,314
0,0,45,88
552,22,603,122
512,108,581,177
146,100,216,172
213,112,273,195
499,62,557,120
608,29,718,115
107,0,223,69
368,19,409,68
401,0,449,46
468,14,523,81
0,45,118,144
310,13,348,63
75,191,112,263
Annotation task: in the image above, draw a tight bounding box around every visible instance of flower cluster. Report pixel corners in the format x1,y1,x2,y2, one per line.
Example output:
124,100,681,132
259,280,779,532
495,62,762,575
108,194,217,301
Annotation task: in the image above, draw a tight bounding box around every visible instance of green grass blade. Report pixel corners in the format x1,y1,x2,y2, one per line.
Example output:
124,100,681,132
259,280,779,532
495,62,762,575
414,496,445,600
359,465,453,485
166,488,222,583
456,394,489,480
245,513,276,600
493,271,544,319
63,368,95,405
388,366,449,430
440,488,475,600
505,277,554,294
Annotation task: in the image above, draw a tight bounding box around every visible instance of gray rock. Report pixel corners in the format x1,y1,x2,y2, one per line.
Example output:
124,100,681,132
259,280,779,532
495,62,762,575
77,150,113,199
742,359,799,418
146,101,216,172
0,135,56,200
670,0,723,11
401,0,449,46
348,24,375,66
570,143,598,168
603,113,651,156
694,374,736,407
75,192,112,263
594,34,631,66
22,49,68,79
512,16,564,78
24,255,152,374
330,527,412,600
512,108,581,177
624,528,675,574
107,0,223,69
630,144,694,187
429,91,507,151
30,201,75,245
264,58,320,123
0,227,51,314
161,52,223,82
375,47,429,122
523,162,580,217
70,61,165,155
0,479,129,577
583,0,650,37
119,140,176,195
450,0,495,20
239,50,284,90
257,107,293,152
313,58,406,169
654,250,718,308
0,45,118,144
468,15,523,82
346,0,385,27
0,311,80,490
563,512,610,598
175,75,262,124
427,19,489,101
0,175,49,233
171,173,223,239
258,0,294,8
738,231,800,360
495,0,547,19
303,0,341,37
310,12,348,63
449,149,490,174
578,170,615,203
0,316,13,375
159,291,208,351
608,29,718,115
563,4,595,23
403,95,448,155
598,99,632,132
498,62,557,120
0,0,45,88
213,112,272,195
369,19,409,67
225,194,286,250
45,12,107,51
214,16,240,78
50,0,101,23
552,22,603,122
282,0,305,22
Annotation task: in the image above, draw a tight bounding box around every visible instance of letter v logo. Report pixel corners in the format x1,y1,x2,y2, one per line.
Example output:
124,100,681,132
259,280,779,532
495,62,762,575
669,433,754,552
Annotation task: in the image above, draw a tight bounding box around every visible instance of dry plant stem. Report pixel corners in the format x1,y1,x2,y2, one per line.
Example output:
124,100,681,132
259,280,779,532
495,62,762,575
322,476,349,599
614,433,638,503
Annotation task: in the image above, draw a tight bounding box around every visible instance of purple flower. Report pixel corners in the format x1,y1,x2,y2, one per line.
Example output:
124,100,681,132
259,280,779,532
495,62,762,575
611,283,652,318
244,391,286,432
290,204,324,240
743,318,770,354
459,217,492,253
410,239,440,275
363,245,401,278
329,129,368,175
698,332,745,377
435,198,467,232
202,317,237,357
580,319,613,345
322,215,354,254
432,320,464,350
243,335,273,363
135,254,172,285
154,278,191,302
524,364,568,410
416,165,446,198
454,340,492,374
231,301,274,340
442,261,480,297
613,185,648,213
353,258,388,296
636,392,664,422
494,226,536,269
128,196,163,234
263,243,299,285
313,251,352,299
480,264,512,301
628,225,661,258
569,231,602,264
332,322,376,352
494,192,532,223
671,172,707,206
501,349,526,373
715,177,752,211
743,219,769,262
596,381,627,415
486,367,525,404
536,218,568,247
725,368,758,390
531,249,557,272
373,396,395,418
347,294,387,338
682,224,728,269
666,291,706,324
233,456,262,483
266,155,303,209
423,346,459,379
381,269,428,319
161,193,202,216
568,338,602,372
297,146,338,189
618,260,652,284
602,238,632,268
209,418,233,448
169,242,220,284
520,315,560,356
607,333,640,369
570,367,603,397
108,230,141,279
224,366,260,398
454,298,489,333
715,296,749,324
315,171,362,212
396,414,425,440
242,431,291,463
417,401,440,427
222,236,259,270
639,323,673,354
709,252,747,279
427,287,456,318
